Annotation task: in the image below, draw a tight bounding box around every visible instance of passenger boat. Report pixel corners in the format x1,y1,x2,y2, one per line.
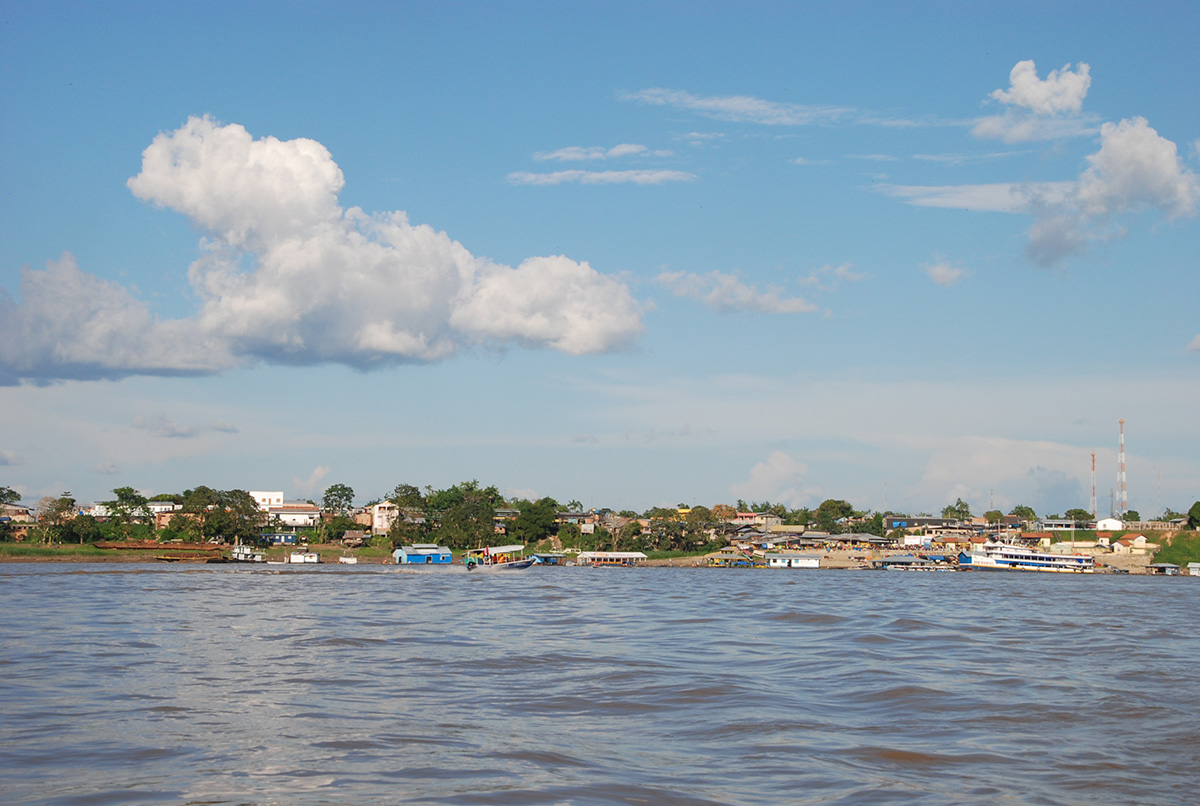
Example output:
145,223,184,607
463,544,535,570
958,542,1094,573
286,551,321,564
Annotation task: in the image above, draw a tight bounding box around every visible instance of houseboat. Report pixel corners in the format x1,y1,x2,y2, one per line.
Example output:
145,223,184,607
958,542,1094,573
575,551,648,567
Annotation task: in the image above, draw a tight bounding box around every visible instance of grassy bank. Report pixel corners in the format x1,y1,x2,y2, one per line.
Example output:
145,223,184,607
0,543,124,560
1152,531,1200,566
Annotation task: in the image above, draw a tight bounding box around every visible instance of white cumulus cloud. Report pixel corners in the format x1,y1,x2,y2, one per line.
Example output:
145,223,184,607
1028,116,1199,265
656,270,818,315
0,116,645,384
730,451,816,508
973,60,1096,143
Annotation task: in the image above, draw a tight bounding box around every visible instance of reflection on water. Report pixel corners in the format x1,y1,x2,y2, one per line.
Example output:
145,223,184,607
0,564,1196,805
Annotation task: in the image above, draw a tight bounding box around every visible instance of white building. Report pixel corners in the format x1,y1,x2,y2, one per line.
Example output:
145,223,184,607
372,502,400,534
268,501,319,528
249,491,284,512
1095,517,1124,531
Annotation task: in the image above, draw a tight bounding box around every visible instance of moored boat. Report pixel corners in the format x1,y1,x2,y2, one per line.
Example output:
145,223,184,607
958,542,1094,573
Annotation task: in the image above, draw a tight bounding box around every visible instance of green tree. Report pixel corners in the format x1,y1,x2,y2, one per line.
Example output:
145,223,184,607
941,498,972,521
34,492,76,544
508,497,559,545
1009,504,1037,521
862,512,885,536
102,486,150,540
0,486,20,507
1189,502,1200,529
428,481,499,549
1064,508,1092,522
815,499,854,533
1123,510,1141,522
322,483,355,515
389,484,426,509
984,510,1005,524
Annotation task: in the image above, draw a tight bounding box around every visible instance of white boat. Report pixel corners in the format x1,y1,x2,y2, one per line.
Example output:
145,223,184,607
463,544,534,570
287,551,321,564
230,544,265,563
337,555,358,564
958,542,1094,573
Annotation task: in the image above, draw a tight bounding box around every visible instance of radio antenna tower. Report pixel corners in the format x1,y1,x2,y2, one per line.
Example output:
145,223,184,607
1117,419,1128,517
1090,452,1097,518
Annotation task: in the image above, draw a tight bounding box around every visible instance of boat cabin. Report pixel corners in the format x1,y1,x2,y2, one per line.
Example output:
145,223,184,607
393,544,453,565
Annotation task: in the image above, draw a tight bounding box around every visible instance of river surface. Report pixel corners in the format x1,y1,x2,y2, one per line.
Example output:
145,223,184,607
0,563,1196,805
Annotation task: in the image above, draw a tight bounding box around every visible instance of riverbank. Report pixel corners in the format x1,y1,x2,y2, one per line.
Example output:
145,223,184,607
1,543,1159,572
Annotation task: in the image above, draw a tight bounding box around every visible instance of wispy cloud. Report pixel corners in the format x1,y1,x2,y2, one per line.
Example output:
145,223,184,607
507,169,697,186
792,156,833,166
291,466,330,497
879,182,1073,213
623,88,853,126
0,449,19,466
90,462,119,475
924,259,966,287
912,151,1024,166
799,262,865,291
535,144,671,161
657,270,818,315
847,153,898,162
132,413,239,439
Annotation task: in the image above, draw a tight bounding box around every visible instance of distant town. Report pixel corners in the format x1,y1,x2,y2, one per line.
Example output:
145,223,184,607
3,481,1199,573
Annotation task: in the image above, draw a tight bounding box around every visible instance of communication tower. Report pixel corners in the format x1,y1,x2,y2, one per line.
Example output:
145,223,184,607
1117,419,1128,517
1090,452,1097,518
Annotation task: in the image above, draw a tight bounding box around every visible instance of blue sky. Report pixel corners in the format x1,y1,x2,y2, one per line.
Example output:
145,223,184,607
2,1,1198,518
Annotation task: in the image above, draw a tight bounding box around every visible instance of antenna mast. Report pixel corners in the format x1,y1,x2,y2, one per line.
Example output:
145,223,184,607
1117,419,1128,517
1090,452,1097,518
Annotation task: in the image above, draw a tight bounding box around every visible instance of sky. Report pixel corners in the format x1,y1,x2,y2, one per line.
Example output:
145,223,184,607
2,1,1198,518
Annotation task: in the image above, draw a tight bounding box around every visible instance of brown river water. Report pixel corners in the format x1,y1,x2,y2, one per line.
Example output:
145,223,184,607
0,563,1196,805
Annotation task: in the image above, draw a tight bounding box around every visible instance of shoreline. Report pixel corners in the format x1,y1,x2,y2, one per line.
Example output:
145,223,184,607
0,546,1158,572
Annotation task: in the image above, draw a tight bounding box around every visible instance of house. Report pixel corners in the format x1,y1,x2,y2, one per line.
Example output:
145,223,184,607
267,501,319,528
249,491,284,511
1095,517,1124,531
1,504,34,522
764,552,820,569
393,544,453,564
372,502,400,534
1147,563,1180,575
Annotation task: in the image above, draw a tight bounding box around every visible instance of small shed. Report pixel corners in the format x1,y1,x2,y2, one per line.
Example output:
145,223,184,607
1187,563,1200,577
393,544,453,565
764,552,820,569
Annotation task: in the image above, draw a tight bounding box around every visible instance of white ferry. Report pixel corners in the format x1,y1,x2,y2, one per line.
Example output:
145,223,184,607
958,542,1094,573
